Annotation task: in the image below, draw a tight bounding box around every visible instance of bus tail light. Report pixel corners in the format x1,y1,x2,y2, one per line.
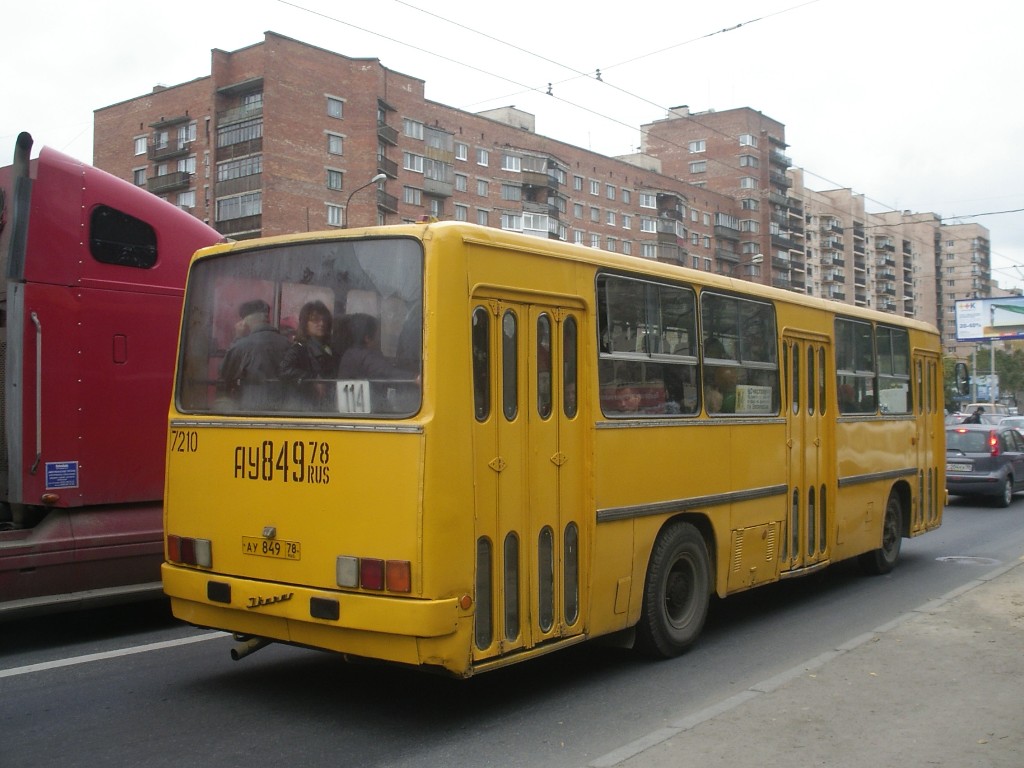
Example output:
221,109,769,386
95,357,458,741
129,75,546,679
336,555,411,593
167,534,213,568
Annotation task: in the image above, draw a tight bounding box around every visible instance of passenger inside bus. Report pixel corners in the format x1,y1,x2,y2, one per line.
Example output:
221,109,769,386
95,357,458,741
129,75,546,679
337,313,413,380
219,299,291,410
279,300,338,410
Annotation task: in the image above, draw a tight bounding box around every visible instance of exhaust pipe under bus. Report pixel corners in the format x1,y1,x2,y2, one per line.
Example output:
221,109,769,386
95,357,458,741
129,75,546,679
230,635,272,660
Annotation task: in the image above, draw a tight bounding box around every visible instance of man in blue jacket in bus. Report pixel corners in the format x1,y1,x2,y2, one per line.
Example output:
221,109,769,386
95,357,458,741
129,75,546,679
220,299,292,411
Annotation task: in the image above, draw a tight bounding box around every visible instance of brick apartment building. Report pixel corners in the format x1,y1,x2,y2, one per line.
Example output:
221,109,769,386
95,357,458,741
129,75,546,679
93,31,996,358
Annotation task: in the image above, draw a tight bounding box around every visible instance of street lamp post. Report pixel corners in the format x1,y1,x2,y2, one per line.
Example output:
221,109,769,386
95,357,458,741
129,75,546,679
343,173,387,228
731,253,763,278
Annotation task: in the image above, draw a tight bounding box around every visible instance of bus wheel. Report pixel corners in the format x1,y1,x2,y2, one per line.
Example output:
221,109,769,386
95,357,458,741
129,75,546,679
859,491,903,575
635,522,710,659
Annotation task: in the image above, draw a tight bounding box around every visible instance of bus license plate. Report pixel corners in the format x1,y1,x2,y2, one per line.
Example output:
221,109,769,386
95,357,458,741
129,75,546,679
946,463,971,473
242,537,301,560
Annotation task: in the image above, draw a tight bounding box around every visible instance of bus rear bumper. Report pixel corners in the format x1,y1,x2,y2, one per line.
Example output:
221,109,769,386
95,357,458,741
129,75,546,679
162,563,466,669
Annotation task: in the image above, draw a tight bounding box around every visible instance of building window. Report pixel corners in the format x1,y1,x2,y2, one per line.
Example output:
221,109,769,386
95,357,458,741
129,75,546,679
177,157,196,174
404,152,424,173
688,140,706,153
573,203,583,219
501,183,522,202
327,204,342,227
606,210,616,226
740,154,759,168
741,198,760,210
704,236,712,249
622,189,631,205
477,209,489,226
622,214,632,229
132,168,146,186
216,191,262,222
477,148,489,166
428,198,443,218
501,154,521,172
133,136,147,155
501,213,522,231
639,193,656,209
740,176,758,189
477,179,488,197
640,216,657,233
217,156,261,181
403,186,422,205
327,133,344,155
606,184,616,200
177,123,196,146
590,233,600,248
641,242,658,259
327,169,343,190
177,191,195,209
573,175,583,191
739,134,758,147
589,179,600,196
455,142,468,161
403,118,424,139
455,204,469,221
622,241,632,256
455,173,468,192
590,207,600,223
689,161,707,173
326,96,344,119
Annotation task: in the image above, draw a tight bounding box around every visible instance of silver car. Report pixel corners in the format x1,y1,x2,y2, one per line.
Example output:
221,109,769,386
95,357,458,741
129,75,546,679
946,424,1024,507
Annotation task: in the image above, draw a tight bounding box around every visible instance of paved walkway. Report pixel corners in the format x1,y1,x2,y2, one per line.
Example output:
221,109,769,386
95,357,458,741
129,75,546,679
588,558,1024,768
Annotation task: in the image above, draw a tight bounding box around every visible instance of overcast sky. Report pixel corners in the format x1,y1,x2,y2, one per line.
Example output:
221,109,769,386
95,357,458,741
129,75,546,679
4,0,1022,289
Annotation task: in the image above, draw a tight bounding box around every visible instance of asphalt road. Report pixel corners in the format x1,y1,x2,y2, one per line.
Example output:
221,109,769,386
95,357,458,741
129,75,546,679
2,497,1022,768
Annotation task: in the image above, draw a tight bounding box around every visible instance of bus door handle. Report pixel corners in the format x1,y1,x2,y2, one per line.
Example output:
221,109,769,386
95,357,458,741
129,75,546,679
30,311,42,474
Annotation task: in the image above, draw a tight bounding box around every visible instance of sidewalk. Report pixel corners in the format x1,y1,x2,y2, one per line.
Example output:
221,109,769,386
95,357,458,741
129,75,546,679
590,558,1024,768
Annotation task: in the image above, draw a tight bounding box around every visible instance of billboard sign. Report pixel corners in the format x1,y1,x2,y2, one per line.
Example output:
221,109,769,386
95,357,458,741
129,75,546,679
955,297,1024,341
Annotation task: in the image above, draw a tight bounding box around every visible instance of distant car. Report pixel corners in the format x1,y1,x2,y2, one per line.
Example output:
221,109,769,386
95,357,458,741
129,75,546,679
964,402,1010,416
999,416,1024,438
946,423,1024,506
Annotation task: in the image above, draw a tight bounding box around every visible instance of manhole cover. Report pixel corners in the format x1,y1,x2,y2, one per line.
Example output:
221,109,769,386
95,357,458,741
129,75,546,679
935,556,1001,566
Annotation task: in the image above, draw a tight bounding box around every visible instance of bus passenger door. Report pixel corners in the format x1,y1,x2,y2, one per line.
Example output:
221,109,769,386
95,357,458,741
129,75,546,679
912,351,943,533
782,332,833,572
470,299,586,665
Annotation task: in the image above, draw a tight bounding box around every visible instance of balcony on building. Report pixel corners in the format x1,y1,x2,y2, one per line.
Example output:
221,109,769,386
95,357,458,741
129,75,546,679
875,237,896,252
771,275,792,290
768,191,788,207
147,171,191,195
655,191,686,220
377,154,399,179
377,188,399,214
770,232,792,250
216,214,262,238
769,148,792,168
215,173,262,199
147,115,192,161
771,253,790,270
522,154,560,190
523,197,561,224
377,122,399,146
769,171,792,189
656,242,686,265
714,223,741,241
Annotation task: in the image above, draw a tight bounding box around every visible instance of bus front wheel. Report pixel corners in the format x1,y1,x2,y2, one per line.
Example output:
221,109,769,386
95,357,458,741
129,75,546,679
635,522,711,659
858,491,903,575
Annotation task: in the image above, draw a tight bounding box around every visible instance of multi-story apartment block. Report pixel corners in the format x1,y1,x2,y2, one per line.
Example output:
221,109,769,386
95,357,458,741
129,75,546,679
95,32,738,271
93,31,996,349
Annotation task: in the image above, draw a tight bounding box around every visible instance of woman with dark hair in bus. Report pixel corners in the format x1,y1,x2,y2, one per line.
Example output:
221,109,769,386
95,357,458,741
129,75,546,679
280,299,337,409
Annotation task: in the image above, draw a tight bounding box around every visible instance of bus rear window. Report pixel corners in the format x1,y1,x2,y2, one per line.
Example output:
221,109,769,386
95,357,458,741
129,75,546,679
176,237,423,418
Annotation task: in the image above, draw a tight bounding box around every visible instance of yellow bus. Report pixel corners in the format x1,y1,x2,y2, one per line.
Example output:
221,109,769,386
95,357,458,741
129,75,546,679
162,221,944,676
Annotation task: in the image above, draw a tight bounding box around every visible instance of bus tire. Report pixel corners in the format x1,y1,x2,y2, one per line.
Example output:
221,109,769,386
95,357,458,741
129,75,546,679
635,522,710,659
858,491,903,575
